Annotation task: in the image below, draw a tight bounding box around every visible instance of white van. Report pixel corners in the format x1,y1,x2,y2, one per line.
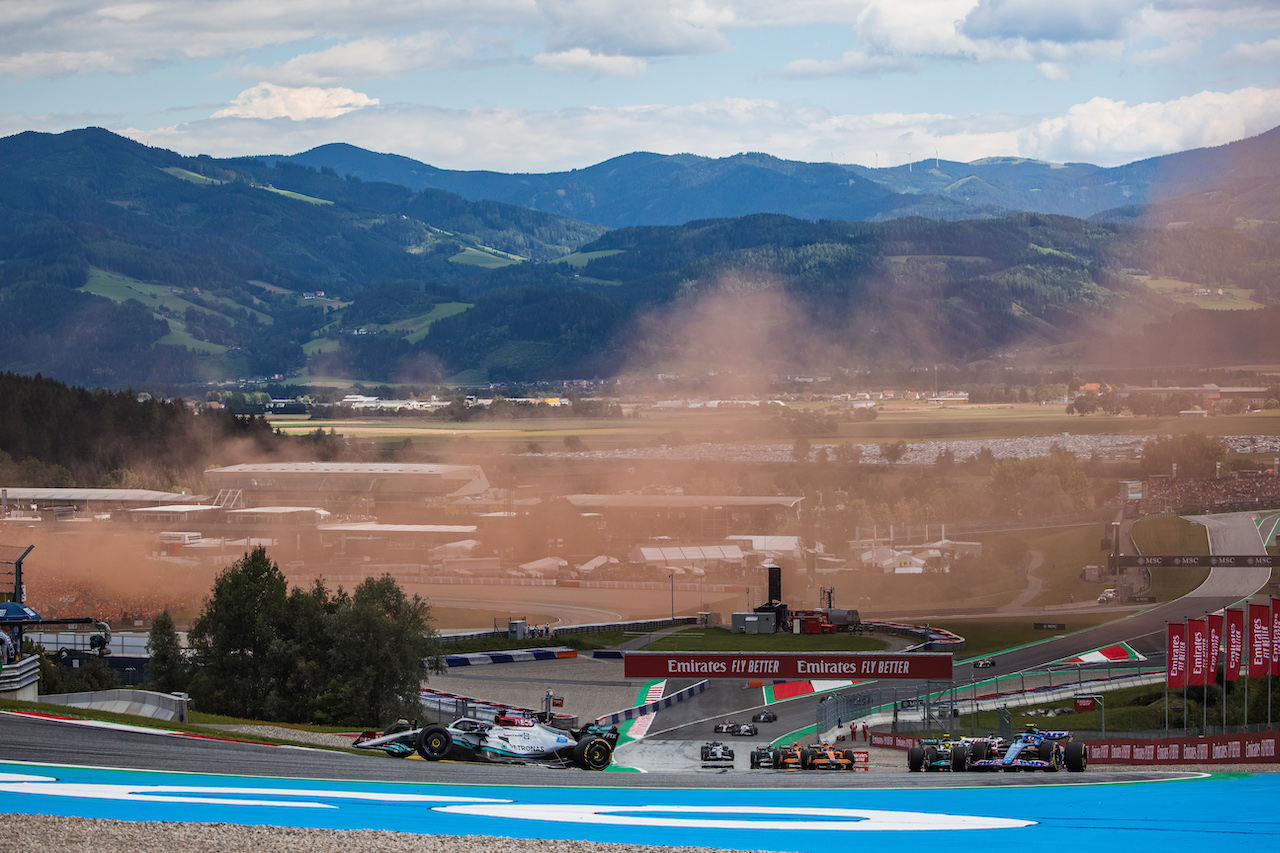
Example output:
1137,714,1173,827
1097,589,1117,603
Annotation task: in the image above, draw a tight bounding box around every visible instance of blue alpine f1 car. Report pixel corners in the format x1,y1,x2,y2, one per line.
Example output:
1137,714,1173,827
967,725,1087,772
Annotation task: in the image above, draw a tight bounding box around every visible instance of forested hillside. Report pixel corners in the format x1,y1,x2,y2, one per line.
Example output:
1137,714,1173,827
0,372,285,490
3,128,1280,387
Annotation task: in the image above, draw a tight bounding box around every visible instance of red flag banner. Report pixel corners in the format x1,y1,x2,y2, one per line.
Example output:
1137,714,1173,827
1226,607,1245,681
1167,622,1187,688
1187,618,1208,686
1272,598,1280,677
1207,613,1222,683
1249,602,1271,677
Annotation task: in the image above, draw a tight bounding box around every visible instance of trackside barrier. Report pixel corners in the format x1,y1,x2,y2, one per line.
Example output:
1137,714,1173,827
866,621,965,652
442,647,577,667
870,731,1280,765
0,655,40,702
1087,733,1280,765
822,670,1165,743
419,687,578,729
596,679,710,726
37,688,189,723
441,617,697,644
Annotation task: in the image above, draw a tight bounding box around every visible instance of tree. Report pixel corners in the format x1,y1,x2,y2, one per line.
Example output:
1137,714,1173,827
1141,433,1227,479
186,548,440,725
881,440,908,464
144,610,190,694
186,547,289,719
313,575,442,725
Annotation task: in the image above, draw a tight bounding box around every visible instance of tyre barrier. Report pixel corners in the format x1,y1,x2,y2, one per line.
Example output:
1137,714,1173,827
595,679,709,725
442,646,578,667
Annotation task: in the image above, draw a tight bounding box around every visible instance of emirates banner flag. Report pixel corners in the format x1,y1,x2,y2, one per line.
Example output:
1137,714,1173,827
1207,613,1222,683
1187,618,1208,686
1226,607,1245,681
1272,598,1280,677
1249,602,1271,677
1167,622,1187,688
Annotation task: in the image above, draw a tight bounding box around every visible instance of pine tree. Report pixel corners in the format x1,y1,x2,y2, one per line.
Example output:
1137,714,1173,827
144,610,189,694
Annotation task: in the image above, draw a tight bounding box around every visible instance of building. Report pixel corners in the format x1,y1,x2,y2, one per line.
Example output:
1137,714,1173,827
203,463,490,519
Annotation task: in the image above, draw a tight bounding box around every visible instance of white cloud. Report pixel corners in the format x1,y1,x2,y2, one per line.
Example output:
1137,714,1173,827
962,0,1141,43
1036,61,1070,80
537,0,730,57
211,83,379,121
533,48,646,76
120,85,1280,172
238,32,478,85
1133,39,1200,64
1224,37,1280,65
782,50,917,78
1018,87,1280,163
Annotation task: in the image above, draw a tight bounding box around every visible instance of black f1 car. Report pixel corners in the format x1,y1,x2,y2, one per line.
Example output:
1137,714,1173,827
354,714,619,770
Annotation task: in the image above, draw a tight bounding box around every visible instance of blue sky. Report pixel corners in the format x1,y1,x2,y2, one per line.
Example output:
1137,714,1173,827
4,1,1280,172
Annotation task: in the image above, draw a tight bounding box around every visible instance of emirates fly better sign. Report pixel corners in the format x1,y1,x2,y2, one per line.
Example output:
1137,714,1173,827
623,652,953,680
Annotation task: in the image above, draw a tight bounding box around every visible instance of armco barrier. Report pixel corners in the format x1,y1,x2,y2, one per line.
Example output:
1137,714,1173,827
37,688,189,723
0,655,40,702
441,617,697,644
596,679,709,726
442,647,577,667
419,687,578,729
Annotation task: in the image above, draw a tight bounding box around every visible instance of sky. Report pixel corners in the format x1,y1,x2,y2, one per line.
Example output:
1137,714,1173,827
4,1,1280,173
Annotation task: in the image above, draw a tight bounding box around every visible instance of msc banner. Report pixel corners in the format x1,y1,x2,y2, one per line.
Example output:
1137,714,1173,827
623,651,953,680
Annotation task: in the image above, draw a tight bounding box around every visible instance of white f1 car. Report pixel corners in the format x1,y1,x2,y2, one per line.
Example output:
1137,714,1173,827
700,741,735,762
354,714,618,770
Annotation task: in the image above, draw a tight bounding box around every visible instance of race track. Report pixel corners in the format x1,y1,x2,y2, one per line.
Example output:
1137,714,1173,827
4,511,1277,850
1,756,1277,850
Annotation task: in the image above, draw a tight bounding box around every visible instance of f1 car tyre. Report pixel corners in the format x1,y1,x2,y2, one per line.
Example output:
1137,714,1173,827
950,743,968,772
906,745,925,772
575,736,613,771
968,741,989,763
416,725,453,760
749,751,760,769
801,748,814,770
924,745,939,771
842,749,857,764
1064,741,1088,772
1037,741,1062,772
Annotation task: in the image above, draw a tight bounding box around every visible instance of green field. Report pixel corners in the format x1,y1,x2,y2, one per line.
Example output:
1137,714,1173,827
555,249,624,267
1135,274,1266,310
448,247,523,267
160,166,223,186
259,186,333,205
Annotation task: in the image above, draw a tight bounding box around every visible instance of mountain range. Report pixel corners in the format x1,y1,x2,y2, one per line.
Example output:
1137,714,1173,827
1,125,1279,389
286,126,1280,229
